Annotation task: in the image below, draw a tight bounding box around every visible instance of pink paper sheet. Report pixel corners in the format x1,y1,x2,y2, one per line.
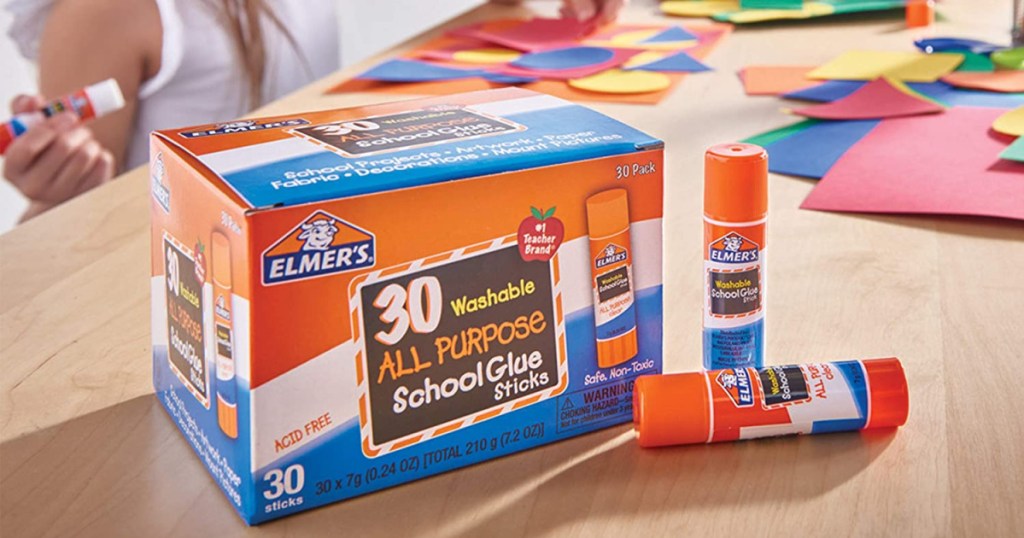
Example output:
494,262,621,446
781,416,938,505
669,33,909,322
802,107,1024,221
792,78,944,120
451,17,597,52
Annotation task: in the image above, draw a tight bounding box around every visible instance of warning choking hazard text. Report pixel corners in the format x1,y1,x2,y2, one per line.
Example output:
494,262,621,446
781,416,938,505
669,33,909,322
556,380,635,433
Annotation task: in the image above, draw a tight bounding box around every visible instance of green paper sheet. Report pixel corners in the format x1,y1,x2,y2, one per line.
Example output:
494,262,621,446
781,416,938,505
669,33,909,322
740,0,804,9
957,51,996,72
1001,136,1024,162
742,119,820,146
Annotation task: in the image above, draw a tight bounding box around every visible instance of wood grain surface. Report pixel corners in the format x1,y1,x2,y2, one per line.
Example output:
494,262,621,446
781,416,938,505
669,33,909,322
2,1,1022,536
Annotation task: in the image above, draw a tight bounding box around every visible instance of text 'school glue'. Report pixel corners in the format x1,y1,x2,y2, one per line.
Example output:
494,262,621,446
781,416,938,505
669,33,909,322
703,143,768,370
212,232,238,439
0,78,124,155
633,358,908,447
586,189,638,368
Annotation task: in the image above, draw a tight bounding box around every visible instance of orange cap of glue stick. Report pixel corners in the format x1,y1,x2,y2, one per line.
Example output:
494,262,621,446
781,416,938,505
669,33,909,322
633,358,909,448
704,143,768,223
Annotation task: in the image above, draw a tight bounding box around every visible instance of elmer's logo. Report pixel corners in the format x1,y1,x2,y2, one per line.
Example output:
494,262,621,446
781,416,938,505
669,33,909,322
150,152,171,213
716,368,754,407
595,243,628,269
179,118,309,138
261,210,375,285
709,232,759,264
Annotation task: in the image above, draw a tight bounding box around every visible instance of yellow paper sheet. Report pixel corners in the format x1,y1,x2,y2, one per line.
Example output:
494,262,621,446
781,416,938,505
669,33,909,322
993,106,1024,137
661,1,741,17
725,3,834,23
451,48,521,64
807,51,965,82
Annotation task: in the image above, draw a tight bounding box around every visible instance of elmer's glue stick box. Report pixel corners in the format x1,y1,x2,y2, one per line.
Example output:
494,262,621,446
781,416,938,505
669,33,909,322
149,88,663,524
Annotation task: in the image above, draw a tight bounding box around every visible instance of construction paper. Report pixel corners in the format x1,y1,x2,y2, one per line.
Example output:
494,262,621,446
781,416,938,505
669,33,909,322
452,17,596,52
786,79,1024,108
760,119,880,178
802,107,1024,221
991,48,1024,71
742,119,820,147
584,25,698,50
992,106,1024,137
740,65,818,95
497,48,639,80
784,80,865,101
1000,136,1024,162
511,46,614,70
807,51,964,82
942,71,1024,93
791,77,944,119
451,48,522,64
724,2,834,23
623,50,711,72
481,73,538,84
741,0,804,8
568,69,672,94
357,59,484,82
956,51,995,72
623,51,668,68
641,26,698,44
661,1,741,17
915,37,1006,55
329,22,731,106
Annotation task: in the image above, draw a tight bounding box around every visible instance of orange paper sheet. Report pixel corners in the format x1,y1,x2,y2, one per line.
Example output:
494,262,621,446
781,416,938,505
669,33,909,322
739,65,818,96
941,71,1024,93
329,20,732,105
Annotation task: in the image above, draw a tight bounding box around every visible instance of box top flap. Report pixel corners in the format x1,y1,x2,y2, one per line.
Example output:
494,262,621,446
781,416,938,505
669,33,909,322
152,88,662,209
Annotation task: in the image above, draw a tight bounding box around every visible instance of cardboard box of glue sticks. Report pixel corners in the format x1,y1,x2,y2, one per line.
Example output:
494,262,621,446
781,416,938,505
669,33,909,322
149,88,663,524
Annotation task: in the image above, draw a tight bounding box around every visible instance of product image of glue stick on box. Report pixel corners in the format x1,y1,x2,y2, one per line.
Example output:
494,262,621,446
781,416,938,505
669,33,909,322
149,88,664,524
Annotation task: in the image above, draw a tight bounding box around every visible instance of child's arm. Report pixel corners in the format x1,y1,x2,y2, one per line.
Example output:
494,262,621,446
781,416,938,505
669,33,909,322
2,0,161,220
37,0,162,171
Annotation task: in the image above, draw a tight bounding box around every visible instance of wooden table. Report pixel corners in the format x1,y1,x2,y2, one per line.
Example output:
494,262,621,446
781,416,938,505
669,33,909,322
2,1,1021,536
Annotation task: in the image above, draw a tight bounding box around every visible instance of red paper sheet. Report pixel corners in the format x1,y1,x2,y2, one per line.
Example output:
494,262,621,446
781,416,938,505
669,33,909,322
791,78,944,120
802,107,1024,221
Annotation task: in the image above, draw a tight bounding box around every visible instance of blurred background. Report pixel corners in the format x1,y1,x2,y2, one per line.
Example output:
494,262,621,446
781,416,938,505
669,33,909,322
0,0,484,233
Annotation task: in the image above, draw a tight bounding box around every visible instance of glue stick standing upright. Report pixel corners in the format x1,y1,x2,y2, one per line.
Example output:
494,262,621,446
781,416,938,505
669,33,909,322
703,144,768,370
587,189,638,368
212,232,238,439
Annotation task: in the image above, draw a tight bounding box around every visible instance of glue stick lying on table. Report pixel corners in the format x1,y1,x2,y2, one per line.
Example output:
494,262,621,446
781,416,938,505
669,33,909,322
0,78,125,155
633,358,908,447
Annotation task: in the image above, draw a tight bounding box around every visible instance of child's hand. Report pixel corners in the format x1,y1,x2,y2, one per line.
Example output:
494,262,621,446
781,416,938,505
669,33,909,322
561,0,627,23
2,94,115,220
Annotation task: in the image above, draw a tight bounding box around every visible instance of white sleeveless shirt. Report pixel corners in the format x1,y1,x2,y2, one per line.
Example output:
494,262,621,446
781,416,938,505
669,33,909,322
7,0,340,168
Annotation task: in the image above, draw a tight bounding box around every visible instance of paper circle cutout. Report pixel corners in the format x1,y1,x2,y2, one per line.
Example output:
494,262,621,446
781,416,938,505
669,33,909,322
993,106,1024,136
568,69,672,94
451,48,521,64
512,46,615,70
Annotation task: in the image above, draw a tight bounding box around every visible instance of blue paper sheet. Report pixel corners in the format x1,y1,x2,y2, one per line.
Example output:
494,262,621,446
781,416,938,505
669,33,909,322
358,60,485,82
511,46,614,70
785,80,1024,109
640,26,697,44
482,73,539,84
624,51,711,73
763,119,880,179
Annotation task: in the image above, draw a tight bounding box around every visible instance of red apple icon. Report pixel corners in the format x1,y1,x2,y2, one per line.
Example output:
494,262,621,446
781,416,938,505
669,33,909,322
518,206,564,262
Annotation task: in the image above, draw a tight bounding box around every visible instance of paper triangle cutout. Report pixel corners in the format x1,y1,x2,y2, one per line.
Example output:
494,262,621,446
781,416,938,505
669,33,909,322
640,26,697,44
625,50,711,73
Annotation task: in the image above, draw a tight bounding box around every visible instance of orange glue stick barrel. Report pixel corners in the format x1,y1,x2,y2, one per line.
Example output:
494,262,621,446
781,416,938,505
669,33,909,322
633,358,908,447
586,189,638,368
703,143,768,370
212,232,238,439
